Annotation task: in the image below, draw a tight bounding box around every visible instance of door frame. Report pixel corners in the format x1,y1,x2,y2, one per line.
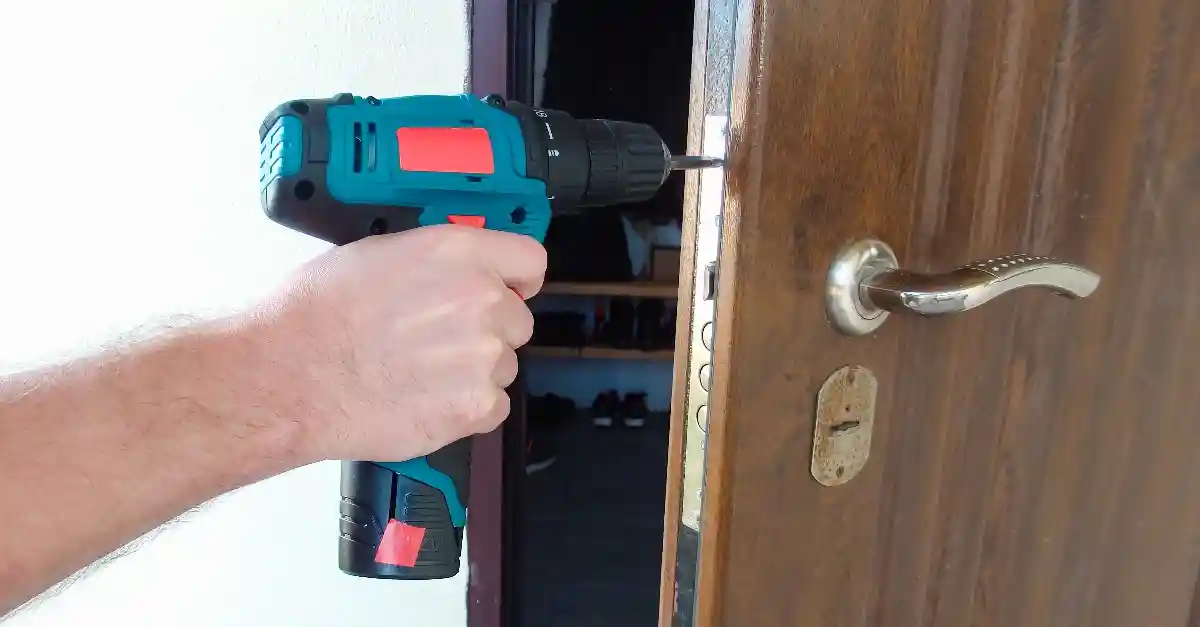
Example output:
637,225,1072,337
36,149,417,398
658,0,740,624
466,1,513,626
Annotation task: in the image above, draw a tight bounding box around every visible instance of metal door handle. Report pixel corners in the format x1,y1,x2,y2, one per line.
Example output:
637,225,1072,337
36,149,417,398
826,239,1100,336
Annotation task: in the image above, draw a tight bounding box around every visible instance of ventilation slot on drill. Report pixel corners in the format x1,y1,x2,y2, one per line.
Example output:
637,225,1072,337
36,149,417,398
353,123,363,172
352,123,378,173
366,123,377,171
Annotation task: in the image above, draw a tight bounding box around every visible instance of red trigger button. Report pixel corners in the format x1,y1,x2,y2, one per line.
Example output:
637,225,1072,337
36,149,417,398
447,215,486,228
444,214,519,297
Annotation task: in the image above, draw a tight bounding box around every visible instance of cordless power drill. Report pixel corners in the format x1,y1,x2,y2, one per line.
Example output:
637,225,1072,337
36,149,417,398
256,92,718,580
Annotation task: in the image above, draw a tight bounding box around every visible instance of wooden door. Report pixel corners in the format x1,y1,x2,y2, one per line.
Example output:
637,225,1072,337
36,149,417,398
660,0,1200,625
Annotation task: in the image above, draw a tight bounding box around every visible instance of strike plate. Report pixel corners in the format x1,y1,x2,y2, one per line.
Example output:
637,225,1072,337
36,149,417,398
811,365,878,486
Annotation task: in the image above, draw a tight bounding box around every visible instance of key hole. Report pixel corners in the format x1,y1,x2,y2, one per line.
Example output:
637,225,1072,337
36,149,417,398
830,420,860,435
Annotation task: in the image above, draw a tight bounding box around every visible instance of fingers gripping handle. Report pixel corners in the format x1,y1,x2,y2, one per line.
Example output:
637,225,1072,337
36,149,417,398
336,213,513,580
338,438,472,580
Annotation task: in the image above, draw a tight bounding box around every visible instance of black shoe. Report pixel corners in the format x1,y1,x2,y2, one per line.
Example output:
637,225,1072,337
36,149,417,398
621,392,649,428
525,435,557,474
599,298,636,349
658,304,677,350
531,312,588,347
636,299,666,351
591,299,607,343
524,394,571,474
591,389,620,427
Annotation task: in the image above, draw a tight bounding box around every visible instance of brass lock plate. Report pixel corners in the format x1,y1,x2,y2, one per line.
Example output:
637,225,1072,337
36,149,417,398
811,365,878,486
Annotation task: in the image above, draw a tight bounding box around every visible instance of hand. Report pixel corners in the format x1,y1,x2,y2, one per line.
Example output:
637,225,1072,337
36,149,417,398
245,224,546,463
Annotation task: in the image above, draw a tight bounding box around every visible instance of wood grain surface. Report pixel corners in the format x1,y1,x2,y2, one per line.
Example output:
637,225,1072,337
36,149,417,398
693,0,1200,625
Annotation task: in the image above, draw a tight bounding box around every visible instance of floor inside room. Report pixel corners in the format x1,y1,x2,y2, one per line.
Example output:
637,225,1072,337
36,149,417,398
517,409,670,627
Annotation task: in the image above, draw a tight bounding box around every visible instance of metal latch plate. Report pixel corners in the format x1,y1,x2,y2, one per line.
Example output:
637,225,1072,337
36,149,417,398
811,365,878,486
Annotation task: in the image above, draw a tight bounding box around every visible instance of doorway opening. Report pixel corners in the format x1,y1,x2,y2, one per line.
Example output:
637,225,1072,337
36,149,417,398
505,0,695,624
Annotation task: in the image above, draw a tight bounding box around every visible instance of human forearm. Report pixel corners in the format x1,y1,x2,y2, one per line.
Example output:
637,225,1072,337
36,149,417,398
0,317,308,611
0,226,545,612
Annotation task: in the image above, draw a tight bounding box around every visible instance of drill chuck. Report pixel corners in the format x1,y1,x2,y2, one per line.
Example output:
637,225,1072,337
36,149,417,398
497,99,679,210
579,119,671,207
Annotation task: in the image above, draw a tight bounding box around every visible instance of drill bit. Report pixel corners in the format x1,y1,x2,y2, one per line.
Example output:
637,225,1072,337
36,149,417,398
669,155,724,170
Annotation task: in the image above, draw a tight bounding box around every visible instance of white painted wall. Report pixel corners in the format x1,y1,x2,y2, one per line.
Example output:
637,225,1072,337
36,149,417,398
0,1,471,625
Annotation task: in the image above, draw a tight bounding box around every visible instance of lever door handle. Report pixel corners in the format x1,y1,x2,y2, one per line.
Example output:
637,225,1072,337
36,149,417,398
826,239,1101,336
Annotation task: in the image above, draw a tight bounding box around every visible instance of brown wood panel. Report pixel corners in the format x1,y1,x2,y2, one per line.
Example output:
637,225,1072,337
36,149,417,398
696,0,1200,625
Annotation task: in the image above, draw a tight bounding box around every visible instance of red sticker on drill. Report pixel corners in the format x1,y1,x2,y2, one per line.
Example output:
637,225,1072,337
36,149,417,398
375,519,426,568
447,215,486,228
396,127,495,175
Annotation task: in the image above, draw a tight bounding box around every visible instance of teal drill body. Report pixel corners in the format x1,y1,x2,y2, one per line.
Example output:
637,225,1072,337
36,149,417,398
257,91,704,580
259,93,553,246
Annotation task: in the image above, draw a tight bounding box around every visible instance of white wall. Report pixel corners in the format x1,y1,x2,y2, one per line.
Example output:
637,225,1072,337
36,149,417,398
0,1,471,625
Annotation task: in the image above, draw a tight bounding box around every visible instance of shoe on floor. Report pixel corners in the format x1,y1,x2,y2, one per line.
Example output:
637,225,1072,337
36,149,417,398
524,393,572,474
591,389,619,427
525,435,557,474
622,391,649,428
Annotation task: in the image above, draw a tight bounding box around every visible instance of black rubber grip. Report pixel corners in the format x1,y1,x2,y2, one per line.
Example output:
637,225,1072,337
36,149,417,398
259,94,423,245
427,439,472,515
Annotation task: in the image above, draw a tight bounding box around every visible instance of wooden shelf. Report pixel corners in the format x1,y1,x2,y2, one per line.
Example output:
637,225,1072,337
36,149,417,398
539,281,678,298
521,346,675,361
